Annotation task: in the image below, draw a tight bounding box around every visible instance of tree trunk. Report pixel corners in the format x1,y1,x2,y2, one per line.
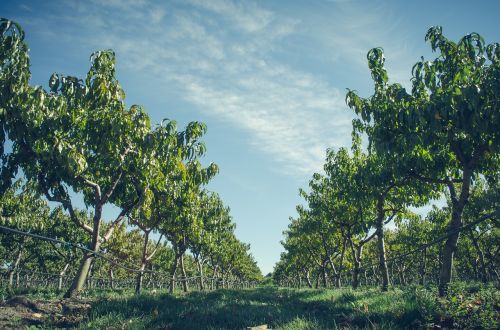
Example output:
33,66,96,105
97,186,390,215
335,237,347,288
197,260,205,290
64,211,103,298
135,231,150,294
327,257,339,288
65,250,95,298
322,265,328,288
169,255,179,294
8,247,23,287
136,262,146,294
376,195,390,291
469,231,487,283
305,269,313,288
215,267,221,289
59,263,70,290
352,244,363,289
439,210,463,295
212,266,218,290
180,254,189,292
397,264,406,286
109,268,114,289
439,170,471,296
419,248,426,285
87,261,94,289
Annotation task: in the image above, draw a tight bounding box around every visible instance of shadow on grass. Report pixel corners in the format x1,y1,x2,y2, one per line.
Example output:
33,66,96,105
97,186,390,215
80,286,421,329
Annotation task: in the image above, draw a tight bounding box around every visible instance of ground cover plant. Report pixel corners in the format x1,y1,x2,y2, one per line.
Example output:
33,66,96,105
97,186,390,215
0,284,498,329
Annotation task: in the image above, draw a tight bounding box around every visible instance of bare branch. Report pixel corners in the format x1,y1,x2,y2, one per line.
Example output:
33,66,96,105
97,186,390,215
100,171,123,205
360,230,377,245
102,199,139,242
38,176,93,234
78,176,102,202
146,233,164,262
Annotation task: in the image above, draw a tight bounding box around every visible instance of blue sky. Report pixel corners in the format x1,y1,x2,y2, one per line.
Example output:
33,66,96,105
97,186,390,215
2,0,499,274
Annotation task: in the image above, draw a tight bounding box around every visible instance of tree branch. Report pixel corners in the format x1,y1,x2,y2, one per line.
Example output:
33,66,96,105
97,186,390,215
360,230,378,246
146,233,164,262
38,176,93,234
100,170,123,205
409,170,461,185
102,199,139,242
78,176,102,203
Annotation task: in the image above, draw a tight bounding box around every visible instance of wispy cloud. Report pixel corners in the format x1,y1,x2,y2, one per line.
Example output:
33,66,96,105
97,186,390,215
22,0,412,176
19,4,32,12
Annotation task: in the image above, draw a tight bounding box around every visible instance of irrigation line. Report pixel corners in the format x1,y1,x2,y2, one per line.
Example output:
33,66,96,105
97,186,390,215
356,210,499,272
0,224,255,287
0,224,148,274
0,268,231,286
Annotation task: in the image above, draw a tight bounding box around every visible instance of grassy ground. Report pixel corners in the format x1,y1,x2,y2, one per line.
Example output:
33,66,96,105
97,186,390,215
1,283,498,329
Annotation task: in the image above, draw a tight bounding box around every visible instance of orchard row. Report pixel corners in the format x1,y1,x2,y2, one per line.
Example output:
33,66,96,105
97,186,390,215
0,19,261,298
275,27,499,296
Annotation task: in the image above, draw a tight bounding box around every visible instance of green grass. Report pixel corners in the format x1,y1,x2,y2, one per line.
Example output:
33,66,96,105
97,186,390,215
4,283,498,329
76,283,499,329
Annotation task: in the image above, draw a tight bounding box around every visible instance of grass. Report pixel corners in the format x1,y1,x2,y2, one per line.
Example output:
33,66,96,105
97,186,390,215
77,283,499,329
3,283,498,329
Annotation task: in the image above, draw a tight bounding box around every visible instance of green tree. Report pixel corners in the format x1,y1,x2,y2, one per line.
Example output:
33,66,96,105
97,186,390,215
0,19,174,297
346,27,499,295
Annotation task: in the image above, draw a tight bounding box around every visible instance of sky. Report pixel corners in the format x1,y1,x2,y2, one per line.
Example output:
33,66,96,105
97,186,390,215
1,0,499,275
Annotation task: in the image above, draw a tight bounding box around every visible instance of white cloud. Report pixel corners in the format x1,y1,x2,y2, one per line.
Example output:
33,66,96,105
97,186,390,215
184,0,274,33
26,0,410,177
19,4,32,12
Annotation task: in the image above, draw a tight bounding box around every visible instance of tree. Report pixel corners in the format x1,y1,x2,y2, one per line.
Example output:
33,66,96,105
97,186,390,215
0,180,49,286
155,160,218,293
322,145,376,289
189,192,232,290
0,20,29,193
346,27,499,295
0,18,220,297
0,18,180,297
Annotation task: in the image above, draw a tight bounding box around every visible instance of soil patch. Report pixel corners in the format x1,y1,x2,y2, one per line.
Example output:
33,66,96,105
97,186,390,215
0,295,91,328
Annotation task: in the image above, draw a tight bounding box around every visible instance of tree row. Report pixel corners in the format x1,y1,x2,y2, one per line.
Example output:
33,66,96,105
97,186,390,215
275,27,499,296
0,19,261,298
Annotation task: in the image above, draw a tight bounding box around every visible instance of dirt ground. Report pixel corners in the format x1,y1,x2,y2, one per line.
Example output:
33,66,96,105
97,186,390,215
0,295,91,328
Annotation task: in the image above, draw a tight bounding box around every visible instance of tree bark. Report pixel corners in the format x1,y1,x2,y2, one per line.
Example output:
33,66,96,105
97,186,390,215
8,246,23,287
135,231,150,294
180,254,189,292
438,169,471,296
321,264,328,288
197,260,205,290
305,269,313,288
397,264,406,286
469,230,487,283
64,203,103,298
108,268,114,289
351,244,363,289
65,250,95,298
59,263,70,290
335,237,347,288
169,255,179,294
376,195,390,291
419,248,426,285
